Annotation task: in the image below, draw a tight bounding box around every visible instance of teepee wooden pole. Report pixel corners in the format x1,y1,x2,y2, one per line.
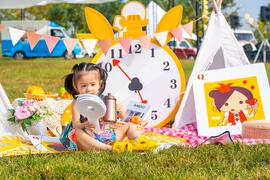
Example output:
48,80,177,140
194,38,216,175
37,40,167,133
212,0,219,13
217,0,223,8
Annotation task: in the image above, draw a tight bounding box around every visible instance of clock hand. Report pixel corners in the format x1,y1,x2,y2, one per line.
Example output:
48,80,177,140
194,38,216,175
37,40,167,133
112,59,132,81
138,91,147,104
112,59,147,104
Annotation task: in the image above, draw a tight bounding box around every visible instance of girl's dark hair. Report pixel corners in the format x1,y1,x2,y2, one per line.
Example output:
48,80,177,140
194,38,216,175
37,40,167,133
64,62,108,98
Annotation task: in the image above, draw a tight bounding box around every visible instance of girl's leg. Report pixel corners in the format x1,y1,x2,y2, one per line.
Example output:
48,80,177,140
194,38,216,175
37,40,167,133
114,122,140,141
75,129,112,151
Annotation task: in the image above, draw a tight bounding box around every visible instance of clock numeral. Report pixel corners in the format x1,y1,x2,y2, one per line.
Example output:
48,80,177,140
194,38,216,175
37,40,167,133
104,63,112,72
135,44,142,54
164,98,171,108
119,49,123,58
128,44,142,54
163,61,170,71
151,110,158,120
170,79,177,89
151,48,155,58
110,49,115,59
110,49,123,59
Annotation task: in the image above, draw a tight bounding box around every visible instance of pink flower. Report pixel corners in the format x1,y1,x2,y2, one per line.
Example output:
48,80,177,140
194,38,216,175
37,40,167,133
14,107,33,120
24,99,39,109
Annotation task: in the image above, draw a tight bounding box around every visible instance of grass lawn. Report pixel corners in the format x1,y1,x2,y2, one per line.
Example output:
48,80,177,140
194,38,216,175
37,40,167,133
0,57,270,179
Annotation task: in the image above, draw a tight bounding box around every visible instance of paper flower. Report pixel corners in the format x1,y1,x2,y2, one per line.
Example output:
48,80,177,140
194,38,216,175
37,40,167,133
14,107,33,120
8,99,51,131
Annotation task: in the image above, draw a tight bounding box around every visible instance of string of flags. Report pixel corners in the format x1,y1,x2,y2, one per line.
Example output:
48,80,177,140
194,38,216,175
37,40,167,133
0,22,193,56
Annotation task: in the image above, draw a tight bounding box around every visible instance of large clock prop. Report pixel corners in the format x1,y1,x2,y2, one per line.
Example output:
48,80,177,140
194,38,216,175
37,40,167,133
85,1,186,128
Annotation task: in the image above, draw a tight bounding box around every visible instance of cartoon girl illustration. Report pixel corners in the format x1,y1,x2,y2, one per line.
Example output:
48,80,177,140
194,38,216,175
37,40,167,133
209,83,257,126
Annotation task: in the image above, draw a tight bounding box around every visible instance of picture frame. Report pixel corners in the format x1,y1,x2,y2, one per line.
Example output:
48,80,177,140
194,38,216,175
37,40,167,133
193,63,270,136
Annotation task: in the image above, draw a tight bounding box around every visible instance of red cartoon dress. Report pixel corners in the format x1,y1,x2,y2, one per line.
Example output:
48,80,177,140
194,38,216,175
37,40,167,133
224,110,248,125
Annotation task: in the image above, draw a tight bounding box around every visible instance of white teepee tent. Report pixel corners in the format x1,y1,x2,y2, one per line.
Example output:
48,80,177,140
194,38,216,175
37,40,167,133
0,84,25,137
173,9,250,128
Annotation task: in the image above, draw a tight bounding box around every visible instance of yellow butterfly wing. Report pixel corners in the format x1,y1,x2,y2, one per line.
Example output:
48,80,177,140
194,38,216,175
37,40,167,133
85,7,114,40
155,5,183,44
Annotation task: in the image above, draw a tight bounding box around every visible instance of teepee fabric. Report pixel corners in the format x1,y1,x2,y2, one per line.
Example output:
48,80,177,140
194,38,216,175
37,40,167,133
173,12,250,129
0,84,25,137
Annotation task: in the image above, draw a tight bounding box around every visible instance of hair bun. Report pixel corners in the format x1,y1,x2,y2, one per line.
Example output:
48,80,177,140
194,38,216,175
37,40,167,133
72,64,79,71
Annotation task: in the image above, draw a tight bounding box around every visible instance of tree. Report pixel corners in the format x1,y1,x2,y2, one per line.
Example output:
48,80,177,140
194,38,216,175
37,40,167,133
255,4,270,41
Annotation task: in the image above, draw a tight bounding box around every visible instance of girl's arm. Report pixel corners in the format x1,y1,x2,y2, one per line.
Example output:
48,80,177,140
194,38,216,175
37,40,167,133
72,100,86,129
116,103,125,119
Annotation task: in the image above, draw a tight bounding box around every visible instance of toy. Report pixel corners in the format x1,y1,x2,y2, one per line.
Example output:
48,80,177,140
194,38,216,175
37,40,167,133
25,85,58,100
26,85,45,94
58,87,72,99
61,103,72,127
112,135,158,153
103,93,117,122
74,94,106,131
86,1,186,128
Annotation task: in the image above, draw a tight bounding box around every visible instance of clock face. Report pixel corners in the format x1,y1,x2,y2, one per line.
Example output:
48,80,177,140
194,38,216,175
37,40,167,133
92,40,185,127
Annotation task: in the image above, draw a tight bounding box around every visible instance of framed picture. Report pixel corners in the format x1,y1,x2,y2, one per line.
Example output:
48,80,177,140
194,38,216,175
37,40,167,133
193,63,270,136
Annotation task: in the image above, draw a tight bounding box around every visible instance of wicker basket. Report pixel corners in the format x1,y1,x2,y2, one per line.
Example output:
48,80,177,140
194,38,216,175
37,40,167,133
24,93,58,101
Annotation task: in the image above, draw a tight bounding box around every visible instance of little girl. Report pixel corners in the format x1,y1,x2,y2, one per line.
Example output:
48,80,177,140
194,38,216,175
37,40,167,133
60,62,140,151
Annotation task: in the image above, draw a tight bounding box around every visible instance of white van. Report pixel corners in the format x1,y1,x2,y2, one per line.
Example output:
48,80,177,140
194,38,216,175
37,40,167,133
1,20,85,59
234,29,257,51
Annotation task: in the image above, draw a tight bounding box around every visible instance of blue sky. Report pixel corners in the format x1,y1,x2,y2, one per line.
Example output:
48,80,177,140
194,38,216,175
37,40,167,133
231,0,269,29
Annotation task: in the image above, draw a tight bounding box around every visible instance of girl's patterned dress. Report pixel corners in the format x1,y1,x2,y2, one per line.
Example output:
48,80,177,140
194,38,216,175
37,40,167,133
60,115,116,150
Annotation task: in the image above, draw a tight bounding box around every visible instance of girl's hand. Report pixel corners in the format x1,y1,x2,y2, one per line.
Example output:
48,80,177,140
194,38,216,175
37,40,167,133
116,103,125,119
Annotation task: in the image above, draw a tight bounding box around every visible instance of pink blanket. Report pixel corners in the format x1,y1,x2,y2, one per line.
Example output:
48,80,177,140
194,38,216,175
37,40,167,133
144,123,270,147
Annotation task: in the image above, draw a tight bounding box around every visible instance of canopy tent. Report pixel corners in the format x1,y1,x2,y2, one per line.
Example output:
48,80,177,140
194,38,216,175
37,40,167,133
0,0,116,9
172,11,250,129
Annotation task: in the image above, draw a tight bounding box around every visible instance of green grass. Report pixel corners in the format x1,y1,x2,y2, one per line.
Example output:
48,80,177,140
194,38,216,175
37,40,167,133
0,57,195,101
1,57,270,179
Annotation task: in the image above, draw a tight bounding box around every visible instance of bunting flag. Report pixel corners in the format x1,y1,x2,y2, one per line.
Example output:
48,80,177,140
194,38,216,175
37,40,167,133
63,38,79,55
0,24,4,32
119,38,132,53
0,21,195,53
170,27,182,42
182,22,193,38
81,39,97,57
43,35,60,53
154,31,168,47
139,35,151,50
8,27,26,46
98,39,112,55
26,32,42,50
